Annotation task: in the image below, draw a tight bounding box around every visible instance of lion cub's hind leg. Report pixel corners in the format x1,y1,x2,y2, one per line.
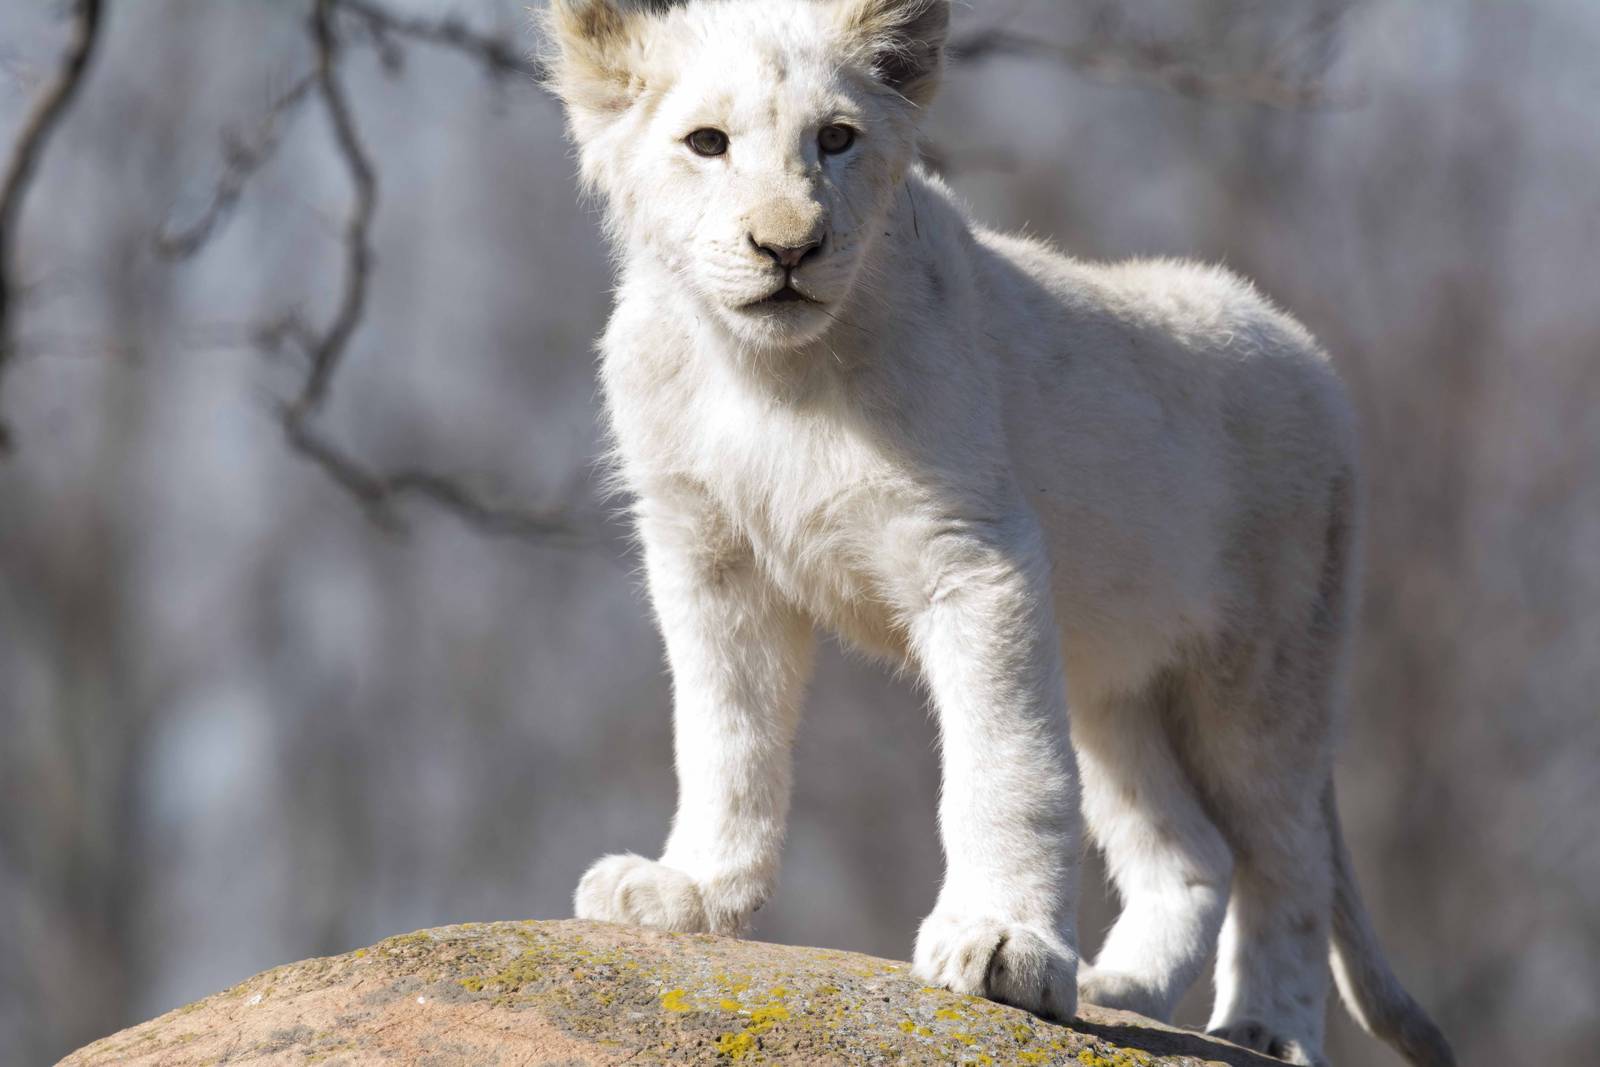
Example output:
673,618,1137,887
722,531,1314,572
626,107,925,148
1201,776,1335,1067
1074,673,1234,1023
1180,638,1343,1067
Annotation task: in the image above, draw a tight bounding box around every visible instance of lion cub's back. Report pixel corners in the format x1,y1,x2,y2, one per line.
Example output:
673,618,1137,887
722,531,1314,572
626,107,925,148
975,229,1354,495
972,231,1356,691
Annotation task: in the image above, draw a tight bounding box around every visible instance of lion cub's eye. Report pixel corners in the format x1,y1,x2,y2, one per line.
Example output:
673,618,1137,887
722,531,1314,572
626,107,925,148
818,124,857,155
686,128,729,157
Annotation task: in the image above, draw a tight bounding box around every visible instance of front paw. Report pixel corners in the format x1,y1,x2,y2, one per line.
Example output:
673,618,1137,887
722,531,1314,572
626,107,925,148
913,913,1079,1022
573,854,710,933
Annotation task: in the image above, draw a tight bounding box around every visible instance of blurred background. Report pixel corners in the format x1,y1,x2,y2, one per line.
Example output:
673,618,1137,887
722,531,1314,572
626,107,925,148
2,1,1597,1064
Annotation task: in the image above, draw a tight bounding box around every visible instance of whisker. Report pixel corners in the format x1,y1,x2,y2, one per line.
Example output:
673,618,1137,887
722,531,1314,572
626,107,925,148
817,304,877,340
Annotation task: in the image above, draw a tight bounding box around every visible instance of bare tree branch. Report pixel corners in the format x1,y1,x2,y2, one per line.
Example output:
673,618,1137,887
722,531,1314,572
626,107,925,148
267,0,578,546
292,0,377,418
948,26,1359,111
336,0,544,81
0,0,105,453
282,414,581,543
159,0,540,262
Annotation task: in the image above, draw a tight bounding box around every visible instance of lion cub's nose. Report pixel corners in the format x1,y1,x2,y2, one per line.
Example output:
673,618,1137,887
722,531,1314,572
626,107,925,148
749,234,823,270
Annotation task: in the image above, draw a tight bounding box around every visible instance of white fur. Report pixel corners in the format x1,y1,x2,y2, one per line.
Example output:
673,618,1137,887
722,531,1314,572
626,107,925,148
551,3,1454,1065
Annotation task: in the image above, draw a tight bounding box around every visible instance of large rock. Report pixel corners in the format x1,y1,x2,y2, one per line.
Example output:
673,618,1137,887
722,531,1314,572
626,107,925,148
61,920,1278,1065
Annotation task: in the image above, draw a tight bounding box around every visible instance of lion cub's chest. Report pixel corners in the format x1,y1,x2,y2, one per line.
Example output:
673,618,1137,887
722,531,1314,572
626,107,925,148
642,379,914,657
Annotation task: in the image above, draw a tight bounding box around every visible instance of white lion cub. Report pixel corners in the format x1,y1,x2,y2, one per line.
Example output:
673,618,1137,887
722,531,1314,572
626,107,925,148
548,2,1453,1064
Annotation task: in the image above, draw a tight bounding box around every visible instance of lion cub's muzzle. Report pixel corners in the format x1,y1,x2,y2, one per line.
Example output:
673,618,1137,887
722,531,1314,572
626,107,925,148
744,230,827,306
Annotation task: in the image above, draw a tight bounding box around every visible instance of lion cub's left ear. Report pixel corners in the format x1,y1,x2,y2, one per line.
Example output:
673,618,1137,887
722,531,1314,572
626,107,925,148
540,0,659,132
836,0,951,107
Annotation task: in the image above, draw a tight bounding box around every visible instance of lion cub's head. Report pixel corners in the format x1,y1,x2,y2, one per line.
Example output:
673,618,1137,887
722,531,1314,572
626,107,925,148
545,0,949,349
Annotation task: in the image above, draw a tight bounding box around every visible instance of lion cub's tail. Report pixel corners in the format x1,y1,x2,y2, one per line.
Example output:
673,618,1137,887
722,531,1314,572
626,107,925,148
1325,784,1457,1067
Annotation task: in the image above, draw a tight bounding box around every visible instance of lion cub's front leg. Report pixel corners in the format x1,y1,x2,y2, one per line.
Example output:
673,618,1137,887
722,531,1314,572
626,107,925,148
904,518,1082,1022
574,501,814,936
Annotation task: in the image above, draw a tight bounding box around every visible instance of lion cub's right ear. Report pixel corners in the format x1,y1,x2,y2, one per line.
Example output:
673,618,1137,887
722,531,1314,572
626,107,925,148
540,0,656,130
836,0,950,107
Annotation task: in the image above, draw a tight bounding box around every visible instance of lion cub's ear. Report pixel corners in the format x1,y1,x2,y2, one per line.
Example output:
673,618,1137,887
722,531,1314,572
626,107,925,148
540,0,658,125
836,0,951,107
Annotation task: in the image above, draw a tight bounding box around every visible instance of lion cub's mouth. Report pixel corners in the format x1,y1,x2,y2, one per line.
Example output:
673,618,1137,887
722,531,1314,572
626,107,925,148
747,284,820,308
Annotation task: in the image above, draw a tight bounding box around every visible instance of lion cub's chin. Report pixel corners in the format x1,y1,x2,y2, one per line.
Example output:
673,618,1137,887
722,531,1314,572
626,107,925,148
719,296,837,351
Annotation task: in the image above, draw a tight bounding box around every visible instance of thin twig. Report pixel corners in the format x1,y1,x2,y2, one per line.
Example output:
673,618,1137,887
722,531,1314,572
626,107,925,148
280,414,582,543
336,0,544,80
948,26,1359,111
0,0,105,452
157,73,318,260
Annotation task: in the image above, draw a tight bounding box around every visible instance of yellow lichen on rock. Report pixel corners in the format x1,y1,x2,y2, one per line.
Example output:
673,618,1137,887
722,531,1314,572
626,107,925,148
660,987,696,1013
58,920,1283,1067
715,1030,759,1060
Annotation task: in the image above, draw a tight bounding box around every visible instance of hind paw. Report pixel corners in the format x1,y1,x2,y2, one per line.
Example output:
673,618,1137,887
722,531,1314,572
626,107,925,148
1077,967,1171,1021
1207,1019,1325,1066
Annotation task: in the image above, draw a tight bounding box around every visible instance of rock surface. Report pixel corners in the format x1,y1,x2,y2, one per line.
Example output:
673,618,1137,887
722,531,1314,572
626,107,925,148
61,920,1280,1066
